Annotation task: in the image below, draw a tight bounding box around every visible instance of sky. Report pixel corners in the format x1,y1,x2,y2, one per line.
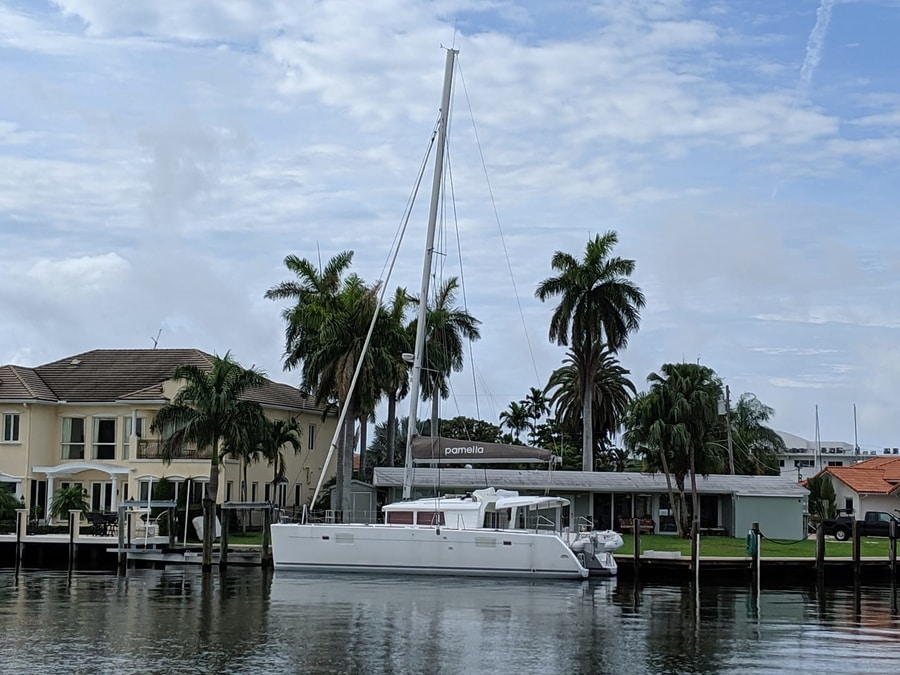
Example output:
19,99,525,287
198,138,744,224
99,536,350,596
2,0,900,452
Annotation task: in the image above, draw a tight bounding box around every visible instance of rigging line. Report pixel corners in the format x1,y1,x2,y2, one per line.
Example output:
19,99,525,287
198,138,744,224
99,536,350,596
378,115,442,283
445,131,481,421
457,58,541,383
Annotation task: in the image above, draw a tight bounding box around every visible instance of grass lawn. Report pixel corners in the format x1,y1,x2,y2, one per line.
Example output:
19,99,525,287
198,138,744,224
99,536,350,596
619,534,892,558
224,532,264,545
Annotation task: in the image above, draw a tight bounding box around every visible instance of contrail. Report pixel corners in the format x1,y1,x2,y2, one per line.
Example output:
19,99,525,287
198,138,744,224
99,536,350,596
800,0,835,93
771,0,836,200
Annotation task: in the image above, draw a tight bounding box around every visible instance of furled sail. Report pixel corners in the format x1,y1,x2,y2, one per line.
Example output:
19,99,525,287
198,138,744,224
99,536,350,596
410,436,555,464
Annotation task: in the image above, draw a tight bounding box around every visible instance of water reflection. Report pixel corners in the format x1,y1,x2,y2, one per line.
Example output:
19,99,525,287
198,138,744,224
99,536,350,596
1,570,899,674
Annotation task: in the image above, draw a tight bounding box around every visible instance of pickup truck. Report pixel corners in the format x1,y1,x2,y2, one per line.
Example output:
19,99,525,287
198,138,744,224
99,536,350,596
821,511,900,541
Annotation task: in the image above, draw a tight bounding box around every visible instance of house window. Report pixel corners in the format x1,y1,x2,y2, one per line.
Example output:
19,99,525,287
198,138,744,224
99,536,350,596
278,482,287,507
93,418,116,460
827,460,842,467
251,482,259,502
779,459,785,467
294,484,302,506
2,413,20,442
308,424,316,450
264,483,272,502
844,497,853,513
61,418,85,460
123,416,145,460
226,481,233,502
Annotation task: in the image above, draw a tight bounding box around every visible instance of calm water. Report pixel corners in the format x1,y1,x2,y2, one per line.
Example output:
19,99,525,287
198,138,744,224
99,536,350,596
1,570,899,674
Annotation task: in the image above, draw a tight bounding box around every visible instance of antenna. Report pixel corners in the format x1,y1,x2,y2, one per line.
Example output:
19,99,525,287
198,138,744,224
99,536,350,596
151,329,162,349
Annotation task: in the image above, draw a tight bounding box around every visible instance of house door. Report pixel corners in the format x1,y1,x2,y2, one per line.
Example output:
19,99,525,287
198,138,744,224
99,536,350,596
91,482,113,512
30,480,47,521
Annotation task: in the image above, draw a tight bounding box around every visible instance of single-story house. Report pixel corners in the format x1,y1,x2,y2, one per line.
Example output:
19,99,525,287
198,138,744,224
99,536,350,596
373,467,809,540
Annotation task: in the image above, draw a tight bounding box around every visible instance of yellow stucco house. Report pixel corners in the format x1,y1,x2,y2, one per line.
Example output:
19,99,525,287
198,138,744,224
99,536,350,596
0,349,337,523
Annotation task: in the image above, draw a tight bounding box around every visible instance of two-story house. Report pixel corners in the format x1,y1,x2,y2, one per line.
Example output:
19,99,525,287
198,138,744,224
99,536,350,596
0,349,337,523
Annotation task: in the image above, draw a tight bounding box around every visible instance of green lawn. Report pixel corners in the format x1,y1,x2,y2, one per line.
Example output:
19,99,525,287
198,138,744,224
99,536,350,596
619,534,893,558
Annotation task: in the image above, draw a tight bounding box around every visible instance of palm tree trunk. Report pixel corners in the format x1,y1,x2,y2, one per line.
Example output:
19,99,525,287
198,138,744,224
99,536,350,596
431,395,440,439
689,446,700,532
358,414,368,480
386,395,397,468
658,447,683,538
241,457,249,534
582,381,593,472
202,454,219,572
339,405,355,521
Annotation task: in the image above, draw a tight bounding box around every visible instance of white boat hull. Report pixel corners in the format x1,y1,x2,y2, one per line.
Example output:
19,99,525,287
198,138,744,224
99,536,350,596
271,523,589,579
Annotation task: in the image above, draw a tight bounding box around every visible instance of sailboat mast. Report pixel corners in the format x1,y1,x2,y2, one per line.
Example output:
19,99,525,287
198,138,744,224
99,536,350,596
402,48,458,500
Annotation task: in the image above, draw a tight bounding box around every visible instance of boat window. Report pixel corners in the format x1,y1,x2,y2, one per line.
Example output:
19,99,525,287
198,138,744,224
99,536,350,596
416,511,445,526
386,511,414,525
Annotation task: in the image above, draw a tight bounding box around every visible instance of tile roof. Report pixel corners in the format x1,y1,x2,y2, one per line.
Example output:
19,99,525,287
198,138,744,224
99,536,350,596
0,365,57,401
821,456,900,494
0,349,323,413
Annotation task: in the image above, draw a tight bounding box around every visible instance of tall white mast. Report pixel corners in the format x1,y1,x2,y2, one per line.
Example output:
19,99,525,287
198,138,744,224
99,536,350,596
402,48,458,500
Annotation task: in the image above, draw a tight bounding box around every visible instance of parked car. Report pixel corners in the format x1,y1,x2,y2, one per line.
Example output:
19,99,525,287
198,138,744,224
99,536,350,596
821,511,900,541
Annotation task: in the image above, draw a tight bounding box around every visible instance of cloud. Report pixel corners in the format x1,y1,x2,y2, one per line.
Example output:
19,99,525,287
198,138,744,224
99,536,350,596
2,0,900,451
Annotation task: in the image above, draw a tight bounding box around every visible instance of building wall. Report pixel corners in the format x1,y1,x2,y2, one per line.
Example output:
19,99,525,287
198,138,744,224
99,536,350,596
733,495,807,540
0,397,338,518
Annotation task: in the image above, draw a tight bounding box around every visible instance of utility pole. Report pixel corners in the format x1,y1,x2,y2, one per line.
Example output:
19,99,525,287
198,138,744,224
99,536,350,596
725,385,735,474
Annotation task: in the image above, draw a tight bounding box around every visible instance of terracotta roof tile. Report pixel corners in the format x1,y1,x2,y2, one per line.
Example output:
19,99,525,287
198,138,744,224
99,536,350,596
823,457,900,494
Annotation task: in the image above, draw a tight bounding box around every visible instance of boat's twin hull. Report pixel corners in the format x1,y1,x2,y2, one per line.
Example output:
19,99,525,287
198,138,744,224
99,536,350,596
271,523,589,579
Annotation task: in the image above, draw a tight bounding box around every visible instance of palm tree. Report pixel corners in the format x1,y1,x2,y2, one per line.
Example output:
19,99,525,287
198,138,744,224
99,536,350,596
0,487,20,521
381,287,413,468
545,345,636,468
150,352,267,570
261,418,303,502
499,401,529,442
729,393,786,475
409,277,481,438
623,363,724,537
535,231,645,471
523,387,549,443
266,251,396,517
49,485,89,522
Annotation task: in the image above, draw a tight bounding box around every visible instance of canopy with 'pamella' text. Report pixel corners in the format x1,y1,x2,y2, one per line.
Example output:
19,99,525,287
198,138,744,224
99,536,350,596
410,436,555,464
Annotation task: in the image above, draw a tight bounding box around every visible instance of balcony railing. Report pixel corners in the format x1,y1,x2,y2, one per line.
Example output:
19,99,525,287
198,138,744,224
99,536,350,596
136,439,213,460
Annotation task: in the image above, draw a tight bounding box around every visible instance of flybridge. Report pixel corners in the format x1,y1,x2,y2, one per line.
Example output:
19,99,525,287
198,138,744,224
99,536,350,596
410,436,554,465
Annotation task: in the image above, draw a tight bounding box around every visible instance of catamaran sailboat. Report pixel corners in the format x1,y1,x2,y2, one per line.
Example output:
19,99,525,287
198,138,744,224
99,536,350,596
270,49,621,579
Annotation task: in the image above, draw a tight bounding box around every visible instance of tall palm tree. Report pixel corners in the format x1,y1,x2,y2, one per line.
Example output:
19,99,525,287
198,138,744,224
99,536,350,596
266,251,396,517
380,287,413,467
260,418,303,501
409,277,481,438
523,387,550,443
623,362,724,537
499,401,529,442
535,231,645,471
729,393,786,475
545,345,636,468
150,352,267,569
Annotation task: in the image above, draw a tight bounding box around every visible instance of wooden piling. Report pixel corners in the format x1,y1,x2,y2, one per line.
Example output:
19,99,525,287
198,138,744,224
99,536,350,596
633,522,641,578
690,520,700,582
219,509,230,570
816,523,825,585
68,510,81,574
750,521,760,591
889,519,897,581
261,506,272,569
117,505,126,574
852,519,861,582
14,508,27,576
